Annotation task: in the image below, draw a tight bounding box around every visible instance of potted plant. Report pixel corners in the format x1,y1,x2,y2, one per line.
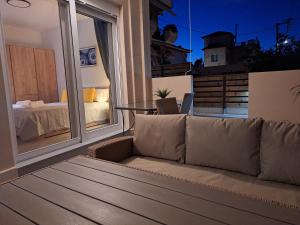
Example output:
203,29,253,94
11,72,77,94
291,85,300,101
155,88,172,99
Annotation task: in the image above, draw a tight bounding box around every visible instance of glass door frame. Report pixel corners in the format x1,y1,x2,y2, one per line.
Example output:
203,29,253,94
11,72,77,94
73,2,123,142
0,0,82,163
0,0,124,164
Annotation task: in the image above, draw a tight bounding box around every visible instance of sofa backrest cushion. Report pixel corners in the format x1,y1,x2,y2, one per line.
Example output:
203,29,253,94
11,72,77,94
133,114,186,162
185,116,263,176
259,120,300,185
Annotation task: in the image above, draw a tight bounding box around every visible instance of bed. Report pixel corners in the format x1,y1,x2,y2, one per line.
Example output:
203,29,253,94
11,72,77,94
13,102,109,141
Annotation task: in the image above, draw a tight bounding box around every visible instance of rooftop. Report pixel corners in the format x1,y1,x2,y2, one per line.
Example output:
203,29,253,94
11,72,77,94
202,31,235,39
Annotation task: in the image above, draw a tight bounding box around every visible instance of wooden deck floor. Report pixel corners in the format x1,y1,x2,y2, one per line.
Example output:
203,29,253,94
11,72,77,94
0,156,299,225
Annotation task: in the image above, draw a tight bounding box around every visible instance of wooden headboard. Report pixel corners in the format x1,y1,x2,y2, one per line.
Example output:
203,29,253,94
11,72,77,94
7,45,58,103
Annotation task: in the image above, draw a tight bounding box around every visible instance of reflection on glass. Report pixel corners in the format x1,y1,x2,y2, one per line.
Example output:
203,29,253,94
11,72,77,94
76,12,117,131
0,0,76,153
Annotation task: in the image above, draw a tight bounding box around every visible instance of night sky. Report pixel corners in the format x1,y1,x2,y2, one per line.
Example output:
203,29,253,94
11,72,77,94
158,0,300,62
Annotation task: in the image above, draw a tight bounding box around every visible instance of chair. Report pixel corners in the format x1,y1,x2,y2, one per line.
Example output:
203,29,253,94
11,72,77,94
180,93,193,114
155,97,179,114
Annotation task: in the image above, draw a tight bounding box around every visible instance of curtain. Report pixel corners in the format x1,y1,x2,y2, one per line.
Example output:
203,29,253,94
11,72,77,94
94,19,110,81
94,18,115,124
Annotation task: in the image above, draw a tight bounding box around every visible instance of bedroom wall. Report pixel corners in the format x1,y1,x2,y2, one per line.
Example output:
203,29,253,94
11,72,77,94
4,25,43,47
77,18,110,88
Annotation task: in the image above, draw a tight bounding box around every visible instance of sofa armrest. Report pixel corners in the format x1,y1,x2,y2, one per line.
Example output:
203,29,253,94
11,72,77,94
88,136,134,162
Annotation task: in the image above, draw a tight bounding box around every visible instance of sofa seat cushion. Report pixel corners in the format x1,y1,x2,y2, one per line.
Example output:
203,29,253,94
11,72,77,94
133,114,186,162
186,117,262,176
122,156,300,209
259,120,300,185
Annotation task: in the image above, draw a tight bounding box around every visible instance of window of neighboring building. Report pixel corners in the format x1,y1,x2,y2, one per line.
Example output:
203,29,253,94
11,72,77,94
211,54,218,62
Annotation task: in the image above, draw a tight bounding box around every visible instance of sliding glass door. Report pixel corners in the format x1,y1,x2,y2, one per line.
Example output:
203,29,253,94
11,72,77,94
0,0,122,162
74,3,122,140
0,0,81,160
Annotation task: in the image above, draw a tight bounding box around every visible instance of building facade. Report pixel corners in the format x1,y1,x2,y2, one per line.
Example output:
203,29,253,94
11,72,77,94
202,31,235,68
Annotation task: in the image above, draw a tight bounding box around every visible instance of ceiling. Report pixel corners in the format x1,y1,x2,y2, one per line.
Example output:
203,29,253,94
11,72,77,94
0,0,61,31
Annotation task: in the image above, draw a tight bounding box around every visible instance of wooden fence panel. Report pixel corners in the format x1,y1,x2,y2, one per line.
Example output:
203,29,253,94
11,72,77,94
193,74,249,110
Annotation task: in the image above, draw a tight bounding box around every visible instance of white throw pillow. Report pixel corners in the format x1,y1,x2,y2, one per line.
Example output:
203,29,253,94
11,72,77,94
95,89,109,102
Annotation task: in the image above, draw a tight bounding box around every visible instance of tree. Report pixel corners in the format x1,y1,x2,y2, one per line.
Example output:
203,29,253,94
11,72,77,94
249,34,300,72
193,58,204,68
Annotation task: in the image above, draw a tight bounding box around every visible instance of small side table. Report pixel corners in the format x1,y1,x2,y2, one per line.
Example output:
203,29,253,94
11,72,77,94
115,101,157,135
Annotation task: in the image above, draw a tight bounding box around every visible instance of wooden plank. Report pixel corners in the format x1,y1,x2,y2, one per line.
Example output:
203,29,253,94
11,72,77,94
225,97,249,103
194,76,223,82
34,168,223,225
69,157,300,225
12,175,161,225
34,48,58,103
193,81,223,87
194,87,223,92
226,91,248,97
226,86,248,91
226,80,248,86
194,102,223,107
226,103,248,108
0,183,96,225
195,92,223,97
9,45,39,101
194,97,223,103
0,203,35,225
50,161,290,225
226,74,248,80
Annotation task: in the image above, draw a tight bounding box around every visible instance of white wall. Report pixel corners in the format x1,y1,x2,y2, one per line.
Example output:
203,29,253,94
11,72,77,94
152,75,193,101
4,24,43,47
204,47,226,67
77,18,110,88
249,70,300,123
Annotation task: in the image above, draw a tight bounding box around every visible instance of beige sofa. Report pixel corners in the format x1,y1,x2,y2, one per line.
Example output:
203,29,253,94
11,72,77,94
88,115,300,209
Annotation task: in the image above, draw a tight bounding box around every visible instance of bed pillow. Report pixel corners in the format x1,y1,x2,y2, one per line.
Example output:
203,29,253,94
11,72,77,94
186,117,263,176
133,114,186,162
83,88,96,103
259,120,300,185
95,89,109,103
60,89,68,103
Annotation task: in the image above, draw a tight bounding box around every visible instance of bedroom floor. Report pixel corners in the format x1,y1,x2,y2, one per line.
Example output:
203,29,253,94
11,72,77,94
17,123,109,154
18,133,71,154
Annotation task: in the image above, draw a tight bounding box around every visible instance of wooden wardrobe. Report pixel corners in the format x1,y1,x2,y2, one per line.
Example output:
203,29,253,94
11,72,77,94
7,45,58,103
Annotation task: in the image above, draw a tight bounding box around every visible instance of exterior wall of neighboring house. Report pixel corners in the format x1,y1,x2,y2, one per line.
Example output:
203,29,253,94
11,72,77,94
204,47,227,67
249,70,300,123
204,35,234,49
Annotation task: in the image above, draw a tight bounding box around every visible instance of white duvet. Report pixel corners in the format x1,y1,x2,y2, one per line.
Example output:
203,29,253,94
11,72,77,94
13,102,109,141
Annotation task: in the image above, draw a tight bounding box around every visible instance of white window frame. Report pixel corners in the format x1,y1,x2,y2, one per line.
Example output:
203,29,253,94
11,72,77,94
211,54,218,62
73,2,123,142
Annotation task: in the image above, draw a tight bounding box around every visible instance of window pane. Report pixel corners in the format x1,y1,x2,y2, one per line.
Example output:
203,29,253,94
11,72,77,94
0,0,78,154
76,11,118,131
